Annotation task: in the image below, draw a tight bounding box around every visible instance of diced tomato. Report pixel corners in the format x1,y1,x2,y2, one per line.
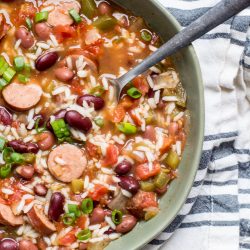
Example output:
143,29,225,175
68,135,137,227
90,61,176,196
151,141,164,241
16,3,36,25
76,215,87,229
86,141,100,158
129,111,142,126
132,76,149,95
58,229,77,246
70,79,85,95
0,197,7,205
83,39,104,57
160,136,174,154
135,162,161,180
101,144,119,167
107,104,126,123
135,191,158,209
89,184,108,201
120,96,140,110
53,25,77,43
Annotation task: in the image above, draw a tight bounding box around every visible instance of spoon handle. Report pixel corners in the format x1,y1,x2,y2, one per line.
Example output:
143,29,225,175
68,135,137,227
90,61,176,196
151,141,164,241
117,0,249,87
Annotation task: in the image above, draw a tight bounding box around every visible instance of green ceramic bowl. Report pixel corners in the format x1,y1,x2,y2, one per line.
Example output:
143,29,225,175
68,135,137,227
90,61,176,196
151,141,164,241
106,0,205,249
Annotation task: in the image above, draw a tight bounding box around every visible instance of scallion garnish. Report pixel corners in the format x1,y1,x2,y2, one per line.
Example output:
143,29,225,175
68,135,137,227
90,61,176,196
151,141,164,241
2,147,14,163
68,204,81,217
111,209,123,225
117,122,137,135
77,229,91,241
62,213,76,226
0,164,12,179
127,87,142,99
25,18,32,30
18,74,29,84
81,198,93,214
3,67,16,83
50,119,71,142
0,78,7,89
0,62,9,76
14,56,25,72
35,11,49,23
0,137,6,151
10,152,24,164
69,9,82,23
141,30,152,42
94,118,104,127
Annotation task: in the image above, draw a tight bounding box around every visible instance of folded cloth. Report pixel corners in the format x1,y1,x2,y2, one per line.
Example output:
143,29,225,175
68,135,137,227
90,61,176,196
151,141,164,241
144,1,250,250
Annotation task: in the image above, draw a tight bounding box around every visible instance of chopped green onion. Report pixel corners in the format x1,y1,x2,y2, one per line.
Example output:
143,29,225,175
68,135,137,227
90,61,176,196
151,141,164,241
94,118,104,127
18,74,29,84
81,198,93,214
69,9,82,23
117,122,137,135
0,78,7,89
77,229,91,241
68,204,81,217
0,62,9,76
14,56,25,72
35,117,46,133
0,57,5,68
2,147,14,163
3,67,16,83
0,137,6,151
62,213,76,225
50,119,71,142
140,181,155,192
89,85,105,97
0,164,12,179
127,87,142,99
141,30,152,42
111,209,123,225
22,153,36,164
81,0,97,19
25,18,32,30
35,11,49,23
93,15,117,32
10,152,24,164
24,63,31,76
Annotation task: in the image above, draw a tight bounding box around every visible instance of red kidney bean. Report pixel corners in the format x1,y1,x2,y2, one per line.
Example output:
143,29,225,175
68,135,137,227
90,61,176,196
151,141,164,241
54,67,74,82
46,109,67,129
65,110,92,133
116,215,137,234
147,88,155,98
19,240,38,250
104,227,115,235
15,27,34,49
98,2,112,15
48,192,65,221
34,184,48,197
35,51,58,71
8,140,39,154
16,165,34,179
90,207,105,225
0,106,12,126
0,238,18,250
114,160,132,175
36,131,55,151
118,176,140,194
34,23,51,40
77,95,105,111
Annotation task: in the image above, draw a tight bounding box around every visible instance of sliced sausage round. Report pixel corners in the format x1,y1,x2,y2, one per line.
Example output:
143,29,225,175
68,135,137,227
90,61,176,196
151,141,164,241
27,205,56,235
2,83,42,111
48,144,87,183
0,204,23,226
47,0,81,27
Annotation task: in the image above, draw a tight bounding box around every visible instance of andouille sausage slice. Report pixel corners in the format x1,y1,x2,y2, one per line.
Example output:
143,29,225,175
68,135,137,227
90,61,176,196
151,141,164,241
0,204,24,226
46,0,81,27
27,205,56,235
2,83,42,111
48,144,87,183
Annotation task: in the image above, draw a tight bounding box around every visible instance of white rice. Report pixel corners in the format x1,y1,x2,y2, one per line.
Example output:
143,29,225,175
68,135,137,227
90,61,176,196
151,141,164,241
84,175,90,189
2,188,14,195
105,216,116,230
49,34,59,47
176,141,182,156
36,42,50,50
162,96,179,102
121,189,132,198
14,39,22,50
108,233,121,240
77,70,88,78
147,75,155,88
173,112,184,122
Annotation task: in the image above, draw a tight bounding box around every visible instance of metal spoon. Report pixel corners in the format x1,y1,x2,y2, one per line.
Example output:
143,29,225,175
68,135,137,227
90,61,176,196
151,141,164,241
112,0,250,100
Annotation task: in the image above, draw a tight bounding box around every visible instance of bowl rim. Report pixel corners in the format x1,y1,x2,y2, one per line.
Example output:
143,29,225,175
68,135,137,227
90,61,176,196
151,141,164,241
106,0,205,249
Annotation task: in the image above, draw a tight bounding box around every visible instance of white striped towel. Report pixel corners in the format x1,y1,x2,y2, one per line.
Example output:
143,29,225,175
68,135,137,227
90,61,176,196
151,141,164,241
145,1,250,250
